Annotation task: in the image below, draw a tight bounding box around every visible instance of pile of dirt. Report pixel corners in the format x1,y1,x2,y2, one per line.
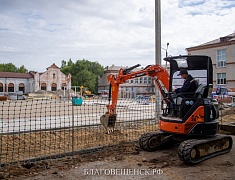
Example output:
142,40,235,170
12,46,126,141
51,89,76,98
27,89,77,100
0,96,8,101
219,106,235,125
27,91,58,99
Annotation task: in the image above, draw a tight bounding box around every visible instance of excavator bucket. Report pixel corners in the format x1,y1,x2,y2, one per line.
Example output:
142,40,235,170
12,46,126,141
100,113,117,133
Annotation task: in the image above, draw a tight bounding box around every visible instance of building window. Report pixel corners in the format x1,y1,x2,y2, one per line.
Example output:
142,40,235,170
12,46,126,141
217,73,226,85
62,83,67,90
216,49,226,68
139,77,143,84
41,83,47,90
148,77,152,84
130,80,134,84
19,83,25,93
51,83,57,91
53,73,56,79
0,83,3,92
8,83,14,92
135,78,138,84
144,77,148,84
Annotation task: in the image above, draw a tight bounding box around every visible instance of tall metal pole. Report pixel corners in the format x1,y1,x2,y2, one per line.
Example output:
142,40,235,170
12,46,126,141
155,0,161,65
155,0,161,120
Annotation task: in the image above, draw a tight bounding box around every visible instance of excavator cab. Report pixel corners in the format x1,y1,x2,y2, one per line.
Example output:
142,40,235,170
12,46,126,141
159,55,219,136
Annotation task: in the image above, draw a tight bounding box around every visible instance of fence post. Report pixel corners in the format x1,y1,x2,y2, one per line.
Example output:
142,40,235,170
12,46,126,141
72,97,75,154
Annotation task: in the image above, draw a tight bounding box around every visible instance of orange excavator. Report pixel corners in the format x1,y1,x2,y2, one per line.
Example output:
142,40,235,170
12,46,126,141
100,55,233,164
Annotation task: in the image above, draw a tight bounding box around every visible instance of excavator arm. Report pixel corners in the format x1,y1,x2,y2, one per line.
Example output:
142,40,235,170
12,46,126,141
100,64,170,133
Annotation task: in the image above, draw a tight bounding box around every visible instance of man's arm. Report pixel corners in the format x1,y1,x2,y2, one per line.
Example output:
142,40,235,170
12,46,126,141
180,80,192,93
175,80,191,93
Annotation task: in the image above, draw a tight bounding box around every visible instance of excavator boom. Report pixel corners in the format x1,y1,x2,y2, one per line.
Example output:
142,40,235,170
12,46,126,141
100,64,170,132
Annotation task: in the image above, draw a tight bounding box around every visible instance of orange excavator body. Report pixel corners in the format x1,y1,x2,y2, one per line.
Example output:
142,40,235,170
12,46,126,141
100,55,233,164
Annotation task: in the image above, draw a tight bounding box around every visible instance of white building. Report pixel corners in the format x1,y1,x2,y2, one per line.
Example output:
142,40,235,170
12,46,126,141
98,65,154,98
0,63,71,94
186,32,235,93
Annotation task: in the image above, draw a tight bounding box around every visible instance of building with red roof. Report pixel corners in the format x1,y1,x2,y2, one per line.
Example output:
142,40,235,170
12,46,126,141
0,63,71,93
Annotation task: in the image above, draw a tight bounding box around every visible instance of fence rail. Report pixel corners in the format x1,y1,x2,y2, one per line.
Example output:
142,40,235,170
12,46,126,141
0,96,159,166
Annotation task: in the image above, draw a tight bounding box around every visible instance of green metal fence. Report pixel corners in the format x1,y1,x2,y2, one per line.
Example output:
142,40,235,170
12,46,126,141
0,96,159,166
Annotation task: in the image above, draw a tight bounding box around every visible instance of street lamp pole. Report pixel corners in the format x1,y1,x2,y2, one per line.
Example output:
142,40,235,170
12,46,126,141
155,0,161,65
155,0,161,120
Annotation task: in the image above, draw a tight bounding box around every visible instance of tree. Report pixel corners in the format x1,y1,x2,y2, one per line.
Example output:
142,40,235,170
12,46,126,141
61,60,67,68
61,59,104,94
0,63,18,72
67,58,74,66
0,63,28,73
18,65,28,73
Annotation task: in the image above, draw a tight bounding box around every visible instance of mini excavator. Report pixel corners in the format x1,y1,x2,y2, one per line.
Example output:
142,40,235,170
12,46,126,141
100,55,233,164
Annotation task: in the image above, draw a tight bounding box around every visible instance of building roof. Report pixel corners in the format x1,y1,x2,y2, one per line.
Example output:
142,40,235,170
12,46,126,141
104,65,142,73
186,32,235,51
200,32,235,46
0,72,34,79
105,65,124,71
47,63,60,70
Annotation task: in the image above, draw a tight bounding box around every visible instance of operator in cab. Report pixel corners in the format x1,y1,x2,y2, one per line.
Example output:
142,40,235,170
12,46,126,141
174,69,198,94
170,69,198,116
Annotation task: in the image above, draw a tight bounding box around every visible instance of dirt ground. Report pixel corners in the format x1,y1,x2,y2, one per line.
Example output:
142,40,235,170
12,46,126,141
1,136,235,180
0,107,235,180
219,107,235,125
0,124,158,164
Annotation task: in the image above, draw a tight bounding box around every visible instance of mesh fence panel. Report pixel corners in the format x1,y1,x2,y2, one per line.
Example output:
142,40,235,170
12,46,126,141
0,96,160,166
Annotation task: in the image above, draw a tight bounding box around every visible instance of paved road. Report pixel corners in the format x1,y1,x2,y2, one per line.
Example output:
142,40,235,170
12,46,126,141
1,99,156,133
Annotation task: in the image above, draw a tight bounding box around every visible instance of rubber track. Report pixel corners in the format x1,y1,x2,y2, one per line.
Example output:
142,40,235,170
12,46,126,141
178,135,233,164
139,132,164,151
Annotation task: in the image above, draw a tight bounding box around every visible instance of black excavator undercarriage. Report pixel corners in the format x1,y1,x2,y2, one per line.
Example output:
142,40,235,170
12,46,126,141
139,131,233,164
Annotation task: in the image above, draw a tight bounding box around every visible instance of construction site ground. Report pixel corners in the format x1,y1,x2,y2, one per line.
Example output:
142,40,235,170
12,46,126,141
1,107,235,180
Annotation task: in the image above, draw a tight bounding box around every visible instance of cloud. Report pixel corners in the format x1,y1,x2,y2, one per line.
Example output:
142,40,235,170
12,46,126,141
161,0,235,56
178,0,206,8
0,0,234,72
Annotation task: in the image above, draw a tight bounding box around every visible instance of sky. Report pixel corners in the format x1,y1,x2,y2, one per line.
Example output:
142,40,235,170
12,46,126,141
0,0,235,72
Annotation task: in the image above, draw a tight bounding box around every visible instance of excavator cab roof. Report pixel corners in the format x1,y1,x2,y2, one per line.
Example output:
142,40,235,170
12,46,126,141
163,55,213,92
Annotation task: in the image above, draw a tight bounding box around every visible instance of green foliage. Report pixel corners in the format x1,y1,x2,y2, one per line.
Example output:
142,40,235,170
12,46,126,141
0,63,28,73
61,59,104,94
61,60,67,68
18,65,28,73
